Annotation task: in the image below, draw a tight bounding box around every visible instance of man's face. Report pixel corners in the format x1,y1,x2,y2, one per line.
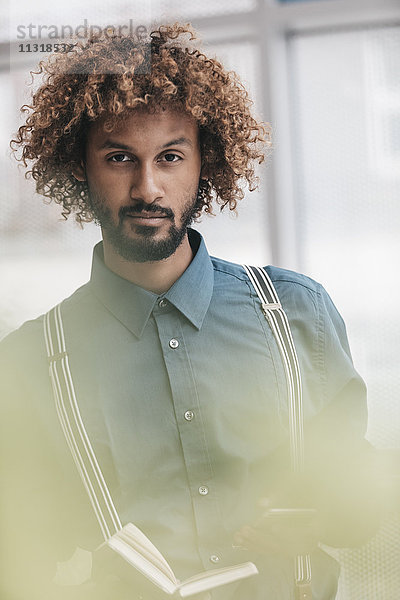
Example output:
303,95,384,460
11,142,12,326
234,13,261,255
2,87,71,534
81,108,202,262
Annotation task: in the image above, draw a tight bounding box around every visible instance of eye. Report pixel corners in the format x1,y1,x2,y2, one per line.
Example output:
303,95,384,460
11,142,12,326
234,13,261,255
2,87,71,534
161,153,181,163
109,153,131,162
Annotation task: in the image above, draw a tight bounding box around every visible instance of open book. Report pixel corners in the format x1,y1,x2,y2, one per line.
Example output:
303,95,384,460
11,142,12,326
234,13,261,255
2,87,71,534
95,522,258,597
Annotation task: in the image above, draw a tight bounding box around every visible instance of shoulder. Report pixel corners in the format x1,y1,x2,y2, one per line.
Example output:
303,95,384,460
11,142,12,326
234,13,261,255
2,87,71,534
210,256,345,331
264,265,329,317
0,315,46,368
210,255,323,296
0,282,92,375
0,282,96,433
265,265,321,294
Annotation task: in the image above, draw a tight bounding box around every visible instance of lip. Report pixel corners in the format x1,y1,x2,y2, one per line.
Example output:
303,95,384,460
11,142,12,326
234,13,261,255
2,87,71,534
125,214,168,225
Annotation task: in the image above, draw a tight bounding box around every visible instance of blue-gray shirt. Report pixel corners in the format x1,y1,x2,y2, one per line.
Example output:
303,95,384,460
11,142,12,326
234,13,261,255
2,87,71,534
0,229,369,600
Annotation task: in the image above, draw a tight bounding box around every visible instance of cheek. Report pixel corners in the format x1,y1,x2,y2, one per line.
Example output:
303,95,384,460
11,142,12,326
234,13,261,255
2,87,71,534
174,165,202,193
87,164,128,193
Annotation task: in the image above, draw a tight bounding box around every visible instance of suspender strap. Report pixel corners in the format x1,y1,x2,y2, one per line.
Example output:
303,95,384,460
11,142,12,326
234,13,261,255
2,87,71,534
243,265,312,597
44,304,122,541
243,265,304,472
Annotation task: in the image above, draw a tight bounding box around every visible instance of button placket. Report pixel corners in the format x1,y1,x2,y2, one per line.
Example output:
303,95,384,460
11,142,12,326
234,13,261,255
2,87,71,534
154,313,219,565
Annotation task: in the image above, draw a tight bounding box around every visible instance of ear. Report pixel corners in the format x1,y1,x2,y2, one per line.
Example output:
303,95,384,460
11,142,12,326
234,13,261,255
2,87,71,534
72,160,86,182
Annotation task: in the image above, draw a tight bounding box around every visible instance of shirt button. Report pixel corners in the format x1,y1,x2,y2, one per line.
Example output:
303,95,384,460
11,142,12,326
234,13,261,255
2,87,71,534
210,555,220,564
169,338,179,349
184,410,194,421
158,298,168,308
199,485,209,495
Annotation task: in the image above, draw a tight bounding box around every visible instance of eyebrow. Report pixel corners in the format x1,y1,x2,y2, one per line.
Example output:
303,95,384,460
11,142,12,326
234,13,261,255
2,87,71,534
98,137,193,151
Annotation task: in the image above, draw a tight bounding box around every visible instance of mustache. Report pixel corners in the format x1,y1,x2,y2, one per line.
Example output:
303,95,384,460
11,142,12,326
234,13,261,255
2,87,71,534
119,203,174,220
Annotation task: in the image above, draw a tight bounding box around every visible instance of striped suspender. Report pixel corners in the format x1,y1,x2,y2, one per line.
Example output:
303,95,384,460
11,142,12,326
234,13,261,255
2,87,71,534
243,265,312,599
44,304,122,542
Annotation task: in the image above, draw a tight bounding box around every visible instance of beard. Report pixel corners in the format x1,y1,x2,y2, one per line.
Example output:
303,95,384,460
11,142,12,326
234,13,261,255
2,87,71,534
87,186,201,263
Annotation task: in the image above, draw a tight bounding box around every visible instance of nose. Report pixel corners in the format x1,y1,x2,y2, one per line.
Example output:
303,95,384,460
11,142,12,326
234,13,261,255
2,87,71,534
130,163,163,205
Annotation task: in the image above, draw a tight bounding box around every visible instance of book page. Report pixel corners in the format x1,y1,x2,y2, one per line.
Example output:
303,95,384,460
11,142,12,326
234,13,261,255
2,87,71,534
117,523,176,581
178,562,258,597
107,535,178,595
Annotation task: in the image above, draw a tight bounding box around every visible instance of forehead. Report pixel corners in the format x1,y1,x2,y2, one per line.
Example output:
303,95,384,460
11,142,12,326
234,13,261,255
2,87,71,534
87,108,199,147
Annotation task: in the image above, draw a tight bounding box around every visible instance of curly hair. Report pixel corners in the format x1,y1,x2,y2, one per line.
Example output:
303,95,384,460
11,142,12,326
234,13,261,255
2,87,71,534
11,22,271,223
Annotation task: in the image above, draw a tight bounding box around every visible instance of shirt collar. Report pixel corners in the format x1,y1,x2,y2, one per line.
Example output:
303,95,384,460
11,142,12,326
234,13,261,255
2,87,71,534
89,228,214,338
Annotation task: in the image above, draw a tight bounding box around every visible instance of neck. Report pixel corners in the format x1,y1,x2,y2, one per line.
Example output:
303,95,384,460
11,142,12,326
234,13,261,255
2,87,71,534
102,232,194,294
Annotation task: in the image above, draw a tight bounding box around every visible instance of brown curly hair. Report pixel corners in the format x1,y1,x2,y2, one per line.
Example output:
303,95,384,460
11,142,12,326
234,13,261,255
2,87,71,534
11,22,271,222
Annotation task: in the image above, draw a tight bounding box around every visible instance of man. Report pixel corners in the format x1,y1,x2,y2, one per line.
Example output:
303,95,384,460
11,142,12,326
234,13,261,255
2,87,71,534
1,23,378,600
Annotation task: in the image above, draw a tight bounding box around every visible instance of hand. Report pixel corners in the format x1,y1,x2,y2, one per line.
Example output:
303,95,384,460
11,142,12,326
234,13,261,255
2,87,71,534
233,503,320,557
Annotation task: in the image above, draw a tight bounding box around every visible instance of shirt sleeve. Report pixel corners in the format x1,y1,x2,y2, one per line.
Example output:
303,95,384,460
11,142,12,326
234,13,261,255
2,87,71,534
0,325,101,599
301,283,381,547
262,275,381,548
